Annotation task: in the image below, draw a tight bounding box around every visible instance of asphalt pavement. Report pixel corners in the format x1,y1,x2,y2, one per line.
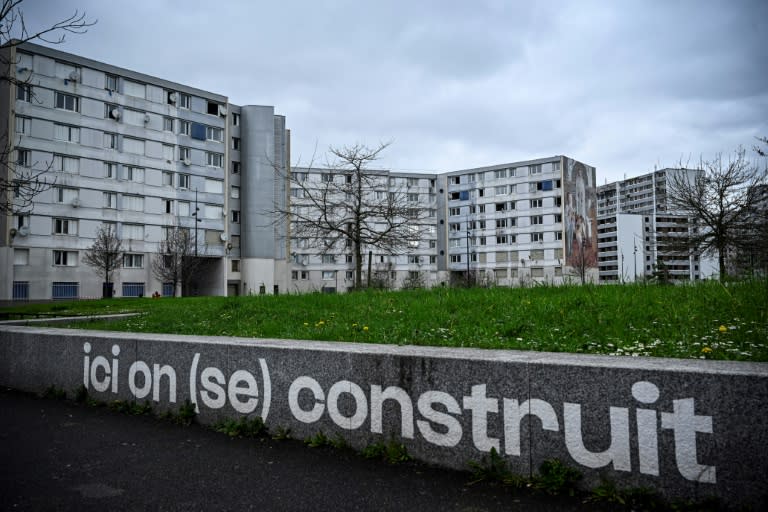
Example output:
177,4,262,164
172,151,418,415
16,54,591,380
0,387,589,511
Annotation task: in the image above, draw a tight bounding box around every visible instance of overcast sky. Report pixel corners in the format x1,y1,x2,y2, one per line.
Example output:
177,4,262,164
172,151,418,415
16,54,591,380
23,0,768,183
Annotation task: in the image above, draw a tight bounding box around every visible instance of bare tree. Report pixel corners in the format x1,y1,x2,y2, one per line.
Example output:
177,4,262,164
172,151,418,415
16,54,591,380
82,224,122,298
666,148,767,281
568,238,590,285
151,226,206,297
0,2,95,214
278,142,427,289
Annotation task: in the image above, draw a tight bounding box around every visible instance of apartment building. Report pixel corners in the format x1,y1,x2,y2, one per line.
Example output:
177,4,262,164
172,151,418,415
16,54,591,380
596,168,717,282
287,168,441,293
0,42,288,300
440,156,599,286
0,43,600,300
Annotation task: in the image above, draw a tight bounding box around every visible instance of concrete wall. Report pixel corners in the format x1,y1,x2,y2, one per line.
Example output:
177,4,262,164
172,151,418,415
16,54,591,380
0,325,765,508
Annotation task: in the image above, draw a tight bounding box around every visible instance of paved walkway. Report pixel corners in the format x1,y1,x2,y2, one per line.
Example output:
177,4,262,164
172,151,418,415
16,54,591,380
0,388,588,511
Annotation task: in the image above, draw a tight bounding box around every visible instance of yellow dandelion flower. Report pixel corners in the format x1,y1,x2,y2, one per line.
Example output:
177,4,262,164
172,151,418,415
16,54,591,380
718,325,727,333
702,347,712,353
363,326,369,332
303,322,309,327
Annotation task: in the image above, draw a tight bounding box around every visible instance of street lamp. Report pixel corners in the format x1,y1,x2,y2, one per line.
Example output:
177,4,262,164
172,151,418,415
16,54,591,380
191,188,202,256
466,230,471,286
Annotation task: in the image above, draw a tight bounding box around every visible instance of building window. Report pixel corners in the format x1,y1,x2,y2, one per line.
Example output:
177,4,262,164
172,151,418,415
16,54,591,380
162,171,174,186
554,213,562,223
206,152,223,168
179,93,191,109
449,207,460,216
17,84,31,102
555,231,563,241
53,218,77,235
231,210,240,223
175,174,190,191
55,187,78,204
123,253,144,268
16,116,30,135
450,254,461,263
100,132,117,150
122,282,145,297
104,103,119,120
206,126,223,142
180,121,191,136
205,179,223,194
122,195,144,212
177,201,190,216
496,235,508,245
531,232,543,243
52,282,79,299
494,169,506,179
122,224,144,240
105,74,118,92
103,192,117,208
495,185,507,195
179,147,191,162
232,161,241,174
552,161,561,172
231,259,240,272
529,164,542,175
163,117,174,132
14,249,29,266
53,250,77,266
16,149,30,167
54,124,80,143
204,204,222,219
530,198,543,208
322,270,336,280
231,186,240,199
123,80,145,98
122,137,144,155
55,92,79,112
531,215,544,225
124,166,144,183
53,155,79,174
232,137,241,150
232,113,240,126
321,254,336,264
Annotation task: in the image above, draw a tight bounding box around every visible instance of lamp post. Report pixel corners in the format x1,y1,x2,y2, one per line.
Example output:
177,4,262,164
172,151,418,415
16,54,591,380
192,188,201,256
466,230,471,286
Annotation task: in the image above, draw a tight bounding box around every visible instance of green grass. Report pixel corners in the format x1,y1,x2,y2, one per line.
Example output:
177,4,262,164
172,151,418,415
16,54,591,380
3,280,767,361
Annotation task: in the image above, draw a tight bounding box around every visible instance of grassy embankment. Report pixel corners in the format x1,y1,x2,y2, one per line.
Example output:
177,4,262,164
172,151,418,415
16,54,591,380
1,280,766,362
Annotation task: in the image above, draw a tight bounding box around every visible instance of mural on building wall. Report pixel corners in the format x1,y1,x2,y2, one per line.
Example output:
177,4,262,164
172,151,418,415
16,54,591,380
563,158,598,268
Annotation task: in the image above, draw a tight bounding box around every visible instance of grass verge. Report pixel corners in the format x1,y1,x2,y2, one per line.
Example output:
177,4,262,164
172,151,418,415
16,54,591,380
2,280,766,361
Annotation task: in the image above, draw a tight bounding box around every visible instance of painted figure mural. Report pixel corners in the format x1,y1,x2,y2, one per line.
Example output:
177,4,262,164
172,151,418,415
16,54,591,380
564,158,598,269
